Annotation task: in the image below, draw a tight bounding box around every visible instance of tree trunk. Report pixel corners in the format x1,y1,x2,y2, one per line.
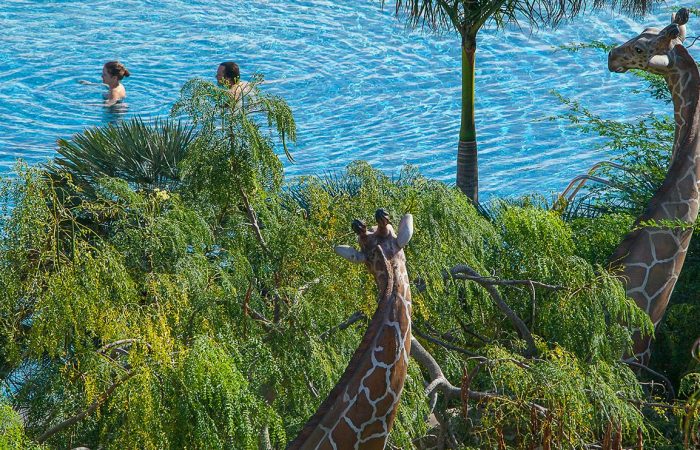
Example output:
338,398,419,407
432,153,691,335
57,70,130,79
456,35,478,203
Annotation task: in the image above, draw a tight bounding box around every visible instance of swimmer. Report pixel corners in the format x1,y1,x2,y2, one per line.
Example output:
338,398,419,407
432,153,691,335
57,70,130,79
216,61,252,101
79,61,130,106
102,61,130,106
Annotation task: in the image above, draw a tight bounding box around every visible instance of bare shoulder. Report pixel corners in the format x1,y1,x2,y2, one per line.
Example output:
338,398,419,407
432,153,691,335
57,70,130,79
105,85,126,106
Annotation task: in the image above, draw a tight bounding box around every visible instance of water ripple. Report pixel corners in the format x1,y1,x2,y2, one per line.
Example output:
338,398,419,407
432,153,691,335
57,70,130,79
0,2,689,197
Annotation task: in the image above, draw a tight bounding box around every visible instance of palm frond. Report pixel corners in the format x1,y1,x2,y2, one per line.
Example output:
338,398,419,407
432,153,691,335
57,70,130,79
47,118,196,193
385,0,655,36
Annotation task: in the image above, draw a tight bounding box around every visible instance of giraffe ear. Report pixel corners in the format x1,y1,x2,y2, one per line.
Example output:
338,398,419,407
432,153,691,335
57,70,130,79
397,214,413,249
334,245,366,263
648,54,670,70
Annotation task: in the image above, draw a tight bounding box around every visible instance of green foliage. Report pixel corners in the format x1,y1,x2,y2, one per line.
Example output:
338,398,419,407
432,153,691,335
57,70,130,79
0,157,657,448
50,118,196,193
0,402,46,449
385,0,652,37
0,70,685,449
490,205,651,362
554,93,673,216
471,346,646,448
171,76,296,223
570,213,634,266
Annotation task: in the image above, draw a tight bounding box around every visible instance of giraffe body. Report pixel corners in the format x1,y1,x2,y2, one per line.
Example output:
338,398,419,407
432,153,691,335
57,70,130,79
287,211,413,450
608,8,700,364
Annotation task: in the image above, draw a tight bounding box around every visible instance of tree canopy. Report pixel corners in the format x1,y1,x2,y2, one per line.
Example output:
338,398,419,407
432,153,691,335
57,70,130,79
1,67,697,448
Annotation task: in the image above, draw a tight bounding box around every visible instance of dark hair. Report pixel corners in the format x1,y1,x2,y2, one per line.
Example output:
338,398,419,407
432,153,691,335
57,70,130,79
104,61,130,80
219,61,240,84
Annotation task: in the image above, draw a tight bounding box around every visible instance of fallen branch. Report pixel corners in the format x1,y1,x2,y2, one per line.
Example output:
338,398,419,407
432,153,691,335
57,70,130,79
37,371,137,443
450,265,538,357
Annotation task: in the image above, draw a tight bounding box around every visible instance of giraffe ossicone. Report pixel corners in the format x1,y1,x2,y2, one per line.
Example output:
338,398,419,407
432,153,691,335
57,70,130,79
608,7,700,366
288,209,414,450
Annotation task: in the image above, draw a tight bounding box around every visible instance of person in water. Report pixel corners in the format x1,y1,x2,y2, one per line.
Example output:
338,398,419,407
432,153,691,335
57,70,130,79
101,61,130,106
216,61,251,101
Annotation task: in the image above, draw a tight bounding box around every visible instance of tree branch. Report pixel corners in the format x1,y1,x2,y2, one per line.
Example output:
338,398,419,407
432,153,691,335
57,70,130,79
625,361,676,400
319,311,367,340
413,326,480,357
239,188,270,254
450,265,538,357
37,371,137,443
451,272,564,291
410,337,547,415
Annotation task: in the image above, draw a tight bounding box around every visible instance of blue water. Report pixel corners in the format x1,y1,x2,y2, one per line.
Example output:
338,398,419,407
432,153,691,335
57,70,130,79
0,2,688,197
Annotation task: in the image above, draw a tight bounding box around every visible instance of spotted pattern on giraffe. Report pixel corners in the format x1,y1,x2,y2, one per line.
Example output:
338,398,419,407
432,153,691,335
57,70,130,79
608,8,700,366
287,212,414,450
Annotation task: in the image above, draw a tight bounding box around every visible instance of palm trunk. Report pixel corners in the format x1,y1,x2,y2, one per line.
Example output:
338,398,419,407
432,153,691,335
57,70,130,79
456,35,478,203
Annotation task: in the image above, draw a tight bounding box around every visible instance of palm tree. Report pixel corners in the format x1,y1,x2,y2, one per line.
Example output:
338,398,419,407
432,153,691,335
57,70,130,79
384,0,653,203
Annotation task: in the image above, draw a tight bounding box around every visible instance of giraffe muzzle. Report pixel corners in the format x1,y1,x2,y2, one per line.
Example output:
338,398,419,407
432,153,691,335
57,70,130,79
607,50,628,73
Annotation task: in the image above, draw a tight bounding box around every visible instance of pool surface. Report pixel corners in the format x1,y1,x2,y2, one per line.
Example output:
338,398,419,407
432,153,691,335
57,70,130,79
0,2,687,197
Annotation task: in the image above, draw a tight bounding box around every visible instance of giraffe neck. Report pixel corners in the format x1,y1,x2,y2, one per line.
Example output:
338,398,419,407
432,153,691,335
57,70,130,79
287,253,412,450
643,47,700,222
666,52,700,182
611,44,700,364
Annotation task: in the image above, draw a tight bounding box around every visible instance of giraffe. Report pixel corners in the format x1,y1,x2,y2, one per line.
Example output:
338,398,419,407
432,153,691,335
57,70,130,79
607,8,699,366
287,209,414,450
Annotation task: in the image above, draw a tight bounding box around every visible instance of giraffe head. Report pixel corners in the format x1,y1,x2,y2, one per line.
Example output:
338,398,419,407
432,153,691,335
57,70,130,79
334,209,413,279
608,8,689,75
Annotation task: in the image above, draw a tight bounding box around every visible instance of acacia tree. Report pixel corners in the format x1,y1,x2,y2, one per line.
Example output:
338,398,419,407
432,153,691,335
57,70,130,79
384,0,653,202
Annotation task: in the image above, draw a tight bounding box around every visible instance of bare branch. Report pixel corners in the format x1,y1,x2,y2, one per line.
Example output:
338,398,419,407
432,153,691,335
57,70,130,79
411,337,461,399
260,427,273,450
451,265,538,357
297,278,321,295
97,339,151,355
457,318,492,344
249,308,273,326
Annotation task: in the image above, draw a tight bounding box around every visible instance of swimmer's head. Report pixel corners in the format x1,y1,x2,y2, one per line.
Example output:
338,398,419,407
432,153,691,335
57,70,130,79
217,61,240,87
102,61,130,85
